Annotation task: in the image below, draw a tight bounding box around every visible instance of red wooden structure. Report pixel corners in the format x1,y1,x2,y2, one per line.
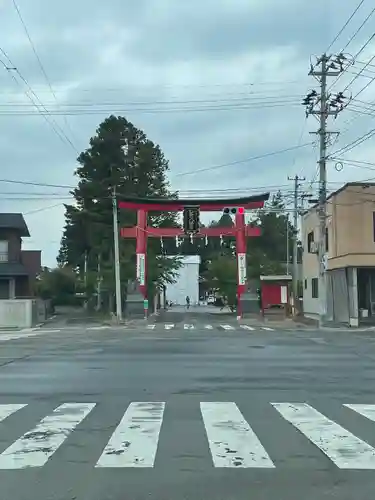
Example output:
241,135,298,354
119,194,269,318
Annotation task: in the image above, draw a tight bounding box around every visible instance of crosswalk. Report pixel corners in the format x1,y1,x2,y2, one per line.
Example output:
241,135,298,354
0,402,375,469
145,324,274,331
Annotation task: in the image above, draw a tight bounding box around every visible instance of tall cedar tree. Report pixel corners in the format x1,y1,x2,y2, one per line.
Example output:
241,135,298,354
58,115,181,300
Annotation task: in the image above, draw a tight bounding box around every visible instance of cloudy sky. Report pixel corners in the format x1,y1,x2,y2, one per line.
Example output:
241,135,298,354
0,0,374,266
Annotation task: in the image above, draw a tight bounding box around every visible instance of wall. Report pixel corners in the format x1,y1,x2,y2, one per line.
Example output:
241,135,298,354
0,299,33,328
166,255,200,305
21,250,41,279
302,209,320,318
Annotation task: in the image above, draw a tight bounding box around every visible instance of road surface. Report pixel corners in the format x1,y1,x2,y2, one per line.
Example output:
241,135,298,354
0,317,375,499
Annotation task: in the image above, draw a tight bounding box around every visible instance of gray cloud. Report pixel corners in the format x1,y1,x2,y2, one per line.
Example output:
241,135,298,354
0,0,373,266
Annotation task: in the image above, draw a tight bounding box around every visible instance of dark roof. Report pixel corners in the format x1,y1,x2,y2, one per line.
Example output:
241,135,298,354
0,213,30,236
0,262,29,276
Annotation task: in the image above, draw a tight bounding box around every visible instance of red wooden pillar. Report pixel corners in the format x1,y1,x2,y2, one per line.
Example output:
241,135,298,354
136,209,147,300
235,211,247,319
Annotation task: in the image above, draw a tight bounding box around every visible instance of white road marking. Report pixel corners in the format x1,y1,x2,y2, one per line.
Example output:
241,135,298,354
164,324,174,330
0,403,95,469
221,325,235,330
184,324,194,329
261,327,274,331
146,324,156,329
204,325,213,329
272,402,375,469
345,404,375,422
0,404,26,423
0,330,60,342
88,326,110,331
200,402,275,468
240,325,255,331
96,402,165,468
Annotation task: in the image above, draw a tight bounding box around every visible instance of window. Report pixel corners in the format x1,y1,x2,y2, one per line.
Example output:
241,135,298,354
325,227,329,252
373,212,375,242
307,231,314,252
0,241,8,262
311,278,318,298
304,279,307,289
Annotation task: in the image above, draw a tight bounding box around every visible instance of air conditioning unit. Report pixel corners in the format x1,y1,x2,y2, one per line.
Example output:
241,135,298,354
310,242,319,253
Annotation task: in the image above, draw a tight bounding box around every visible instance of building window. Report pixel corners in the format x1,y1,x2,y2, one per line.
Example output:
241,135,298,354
325,227,329,252
307,231,314,252
373,212,375,242
0,240,8,262
304,279,307,289
312,278,318,298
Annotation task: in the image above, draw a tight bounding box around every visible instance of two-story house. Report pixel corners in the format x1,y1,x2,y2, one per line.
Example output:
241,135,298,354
0,213,41,299
302,182,375,326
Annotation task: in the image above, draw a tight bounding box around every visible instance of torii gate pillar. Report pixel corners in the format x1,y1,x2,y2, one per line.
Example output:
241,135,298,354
136,209,147,299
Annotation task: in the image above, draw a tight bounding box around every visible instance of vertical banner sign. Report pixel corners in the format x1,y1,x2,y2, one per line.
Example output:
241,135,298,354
237,253,247,285
136,254,146,286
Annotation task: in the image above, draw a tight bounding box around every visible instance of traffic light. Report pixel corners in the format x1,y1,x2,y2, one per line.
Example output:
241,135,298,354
183,206,200,234
223,207,245,215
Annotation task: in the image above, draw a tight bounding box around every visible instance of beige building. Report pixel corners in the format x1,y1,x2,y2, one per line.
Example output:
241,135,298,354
302,182,375,326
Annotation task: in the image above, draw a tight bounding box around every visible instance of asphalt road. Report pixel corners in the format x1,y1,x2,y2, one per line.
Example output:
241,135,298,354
1,317,375,499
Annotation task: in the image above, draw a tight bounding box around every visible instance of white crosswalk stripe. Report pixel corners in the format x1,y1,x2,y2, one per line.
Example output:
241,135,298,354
0,403,95,469
240,325,255,330
345,404,375,422
0,404,26,423
200,402,274,468
204,325,213,329
272,403,375,469
220,324,235,330
183,324,194,329
87,326,111,331
2,401,375,469
96,402,165,468
146,324,156,329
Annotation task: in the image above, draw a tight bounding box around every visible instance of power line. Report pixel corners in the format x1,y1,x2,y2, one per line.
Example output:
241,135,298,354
172,142,314,178
0,48,78,152
326,0,366,52
340,4,375,52
11,0,77,147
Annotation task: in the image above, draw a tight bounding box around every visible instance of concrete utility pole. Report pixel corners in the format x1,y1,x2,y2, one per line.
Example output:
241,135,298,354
112,186,122,321
288,175,305,305
304,53,347,327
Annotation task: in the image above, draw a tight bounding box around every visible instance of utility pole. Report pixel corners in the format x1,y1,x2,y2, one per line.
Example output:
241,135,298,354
286,213,290,275
288,175,305,306
112,186,122,322
303,53,347,327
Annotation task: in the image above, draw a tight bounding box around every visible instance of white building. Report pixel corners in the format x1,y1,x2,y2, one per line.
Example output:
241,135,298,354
165,255,200,305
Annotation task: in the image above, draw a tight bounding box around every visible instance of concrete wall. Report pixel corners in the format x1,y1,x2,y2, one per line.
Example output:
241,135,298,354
0,299,33,328
0,298,47,328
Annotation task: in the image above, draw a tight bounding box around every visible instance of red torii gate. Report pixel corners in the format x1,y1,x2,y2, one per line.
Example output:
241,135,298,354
119,193,269,318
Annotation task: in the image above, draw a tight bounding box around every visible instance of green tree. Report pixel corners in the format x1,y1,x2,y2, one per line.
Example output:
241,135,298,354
58,115,181,310
247,191,294,279
204,256,237,309
35,266,79,305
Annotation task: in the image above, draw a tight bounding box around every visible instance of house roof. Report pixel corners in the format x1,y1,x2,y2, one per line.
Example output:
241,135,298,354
0,213,30,236
0,262,29,276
